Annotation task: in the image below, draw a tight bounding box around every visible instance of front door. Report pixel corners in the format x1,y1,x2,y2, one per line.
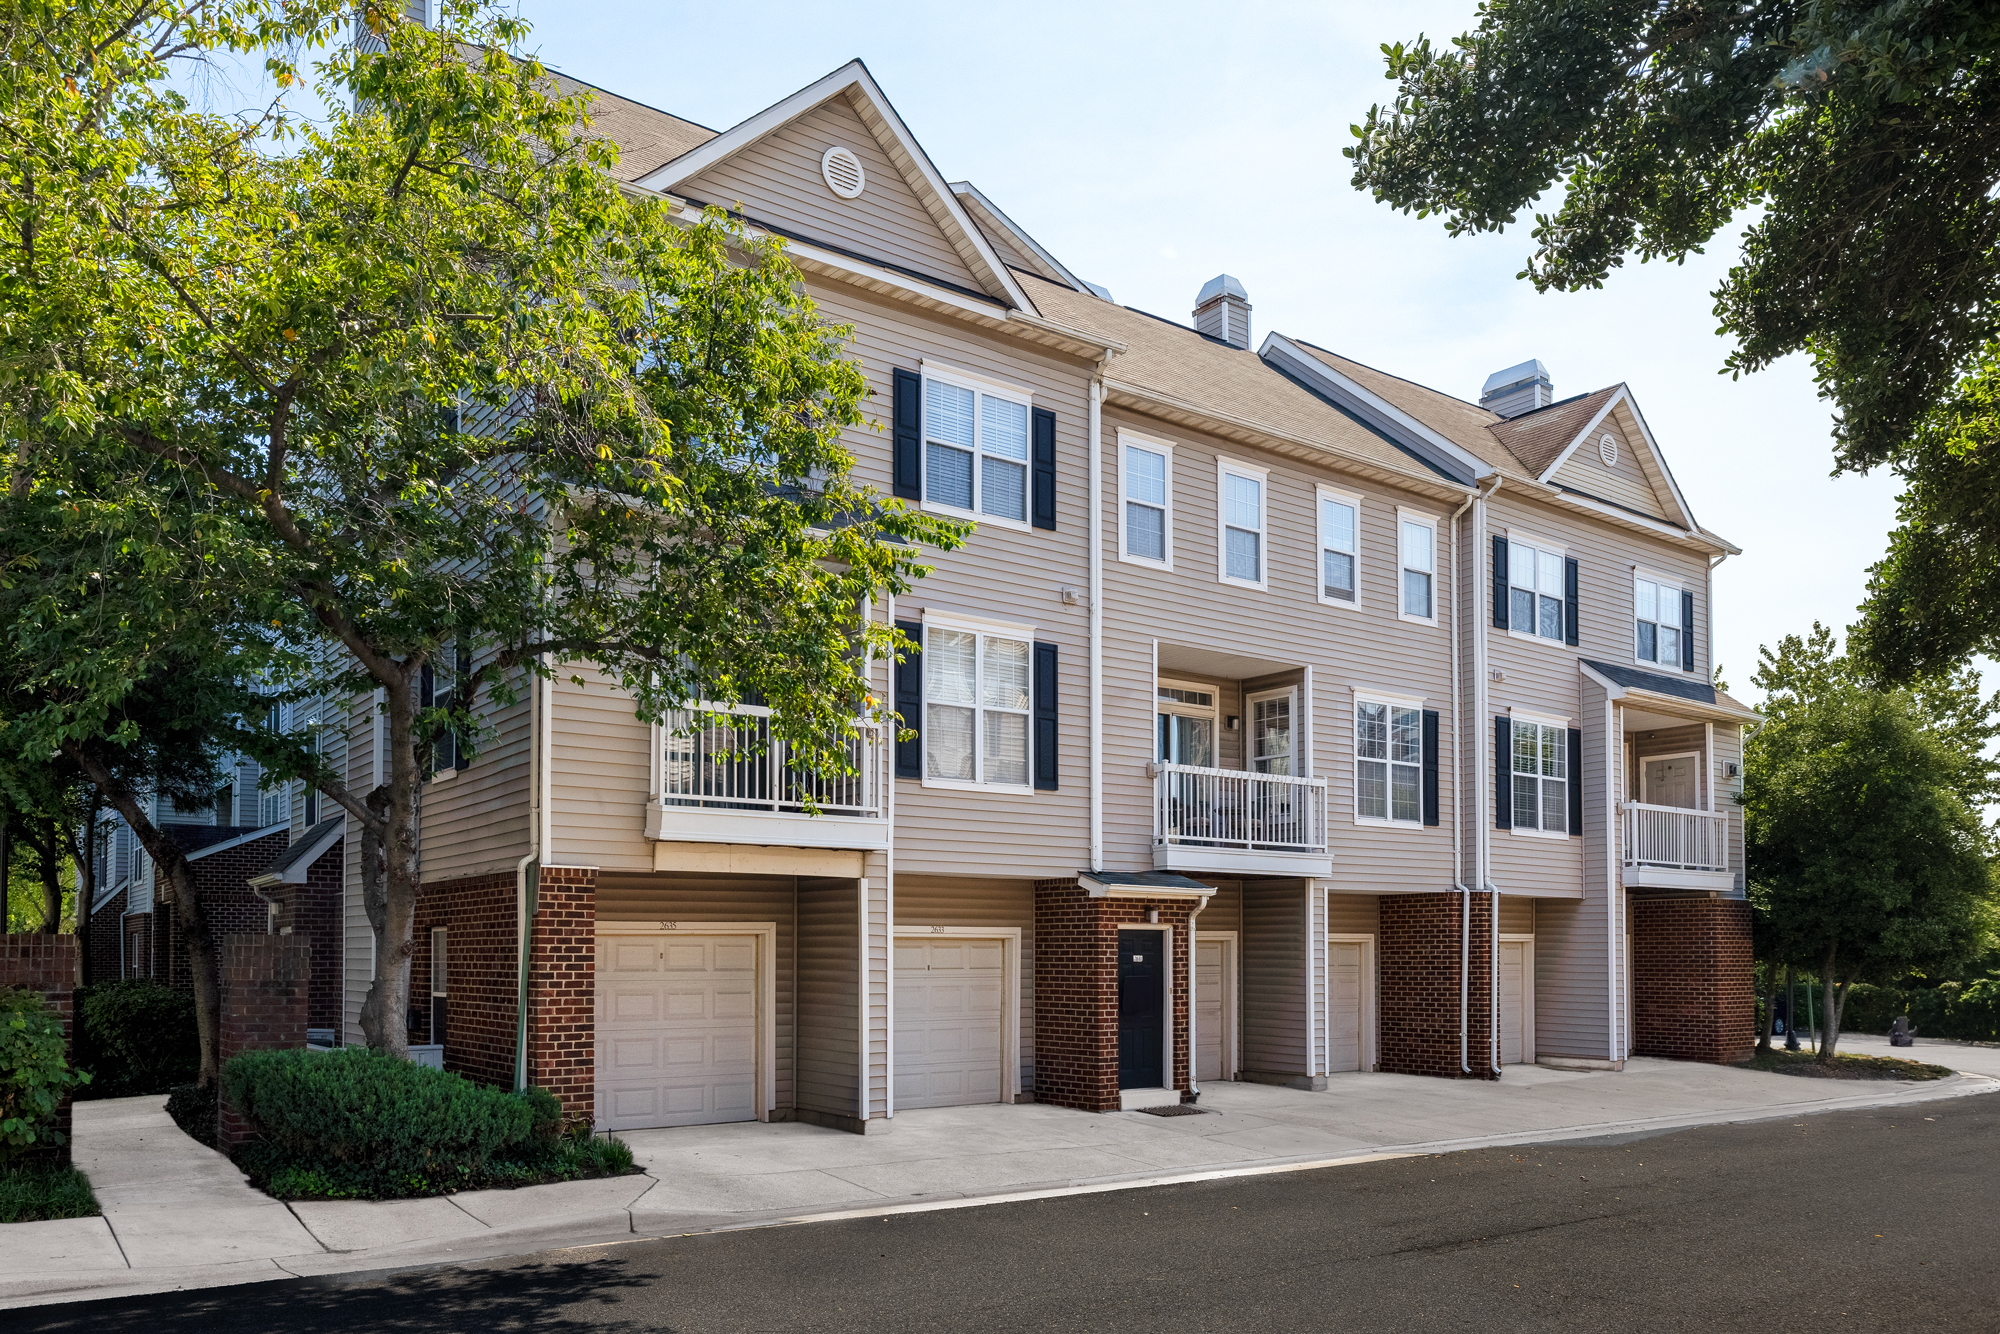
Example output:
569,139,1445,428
1642,754,1700,809
1118,929,1165,1089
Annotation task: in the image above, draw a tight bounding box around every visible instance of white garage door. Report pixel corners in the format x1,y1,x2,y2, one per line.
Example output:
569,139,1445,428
1499,940,1531,1064
894,938,1004,1109
1195,939,1224,1083
596,934,757,1131
1329,940,1366,1072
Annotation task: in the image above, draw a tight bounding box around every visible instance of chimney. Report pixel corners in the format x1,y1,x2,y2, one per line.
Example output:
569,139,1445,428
1480,359,1553,418
1194,274,1252,350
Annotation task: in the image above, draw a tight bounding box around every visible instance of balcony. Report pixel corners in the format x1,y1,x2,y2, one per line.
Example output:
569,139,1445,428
1152,762,1332,877
1621,801,1733,891
646,705,888,851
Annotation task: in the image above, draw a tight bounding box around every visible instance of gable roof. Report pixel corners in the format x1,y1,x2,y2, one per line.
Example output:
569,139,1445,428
247,818,345,889
550,72,717,183
949,182,1087,292
1486,388,1621,476
631,60,1033,313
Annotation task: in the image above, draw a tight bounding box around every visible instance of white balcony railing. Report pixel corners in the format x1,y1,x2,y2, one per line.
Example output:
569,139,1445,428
1622,801,1729,873
1153,762,1328,855
650,704,886,846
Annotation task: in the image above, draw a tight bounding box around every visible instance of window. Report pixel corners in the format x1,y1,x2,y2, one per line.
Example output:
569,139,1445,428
1509,538,1567,641
1400,513,1436,621
925,624,1032,788
1356,700,1422,824
923,374,1031,525
1249,689,1294,775
1318,489,1358,604
1635,576,1685,668
1122,437,1171,565
1157,684,1217,767
1511,719,1568,833
1218,461,1267,587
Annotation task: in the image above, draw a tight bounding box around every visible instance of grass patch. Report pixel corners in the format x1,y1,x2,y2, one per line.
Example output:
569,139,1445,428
1736,1048,1954,1081
237,1126,638,1201
0,1163,100,1224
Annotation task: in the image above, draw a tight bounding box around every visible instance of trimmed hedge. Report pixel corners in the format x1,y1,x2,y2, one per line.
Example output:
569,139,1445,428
0,988,88,1161
75,980,200,1099
1841,978,2000,1043
165,1081,218,1149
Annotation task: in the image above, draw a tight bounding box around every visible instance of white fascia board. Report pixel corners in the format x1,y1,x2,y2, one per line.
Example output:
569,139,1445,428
949,181,1086,292
1540,483,1721,551
1258,334,1493,482
1533,387,1625,484
246,818,346,888
1611,386,1702,532
1537,385,1701,533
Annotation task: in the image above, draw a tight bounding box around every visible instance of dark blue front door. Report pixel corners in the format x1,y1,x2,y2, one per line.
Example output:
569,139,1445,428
1118,929,1164,1088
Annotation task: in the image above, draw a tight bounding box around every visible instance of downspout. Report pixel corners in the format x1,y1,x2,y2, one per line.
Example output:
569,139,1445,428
1088,356,1115,872
513,662,541,1092
1489,879,1502,1077
1456,476,1501,1075
885,592,896,1118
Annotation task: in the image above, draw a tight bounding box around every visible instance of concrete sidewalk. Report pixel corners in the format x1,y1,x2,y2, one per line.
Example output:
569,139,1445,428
5,1038,1994,1309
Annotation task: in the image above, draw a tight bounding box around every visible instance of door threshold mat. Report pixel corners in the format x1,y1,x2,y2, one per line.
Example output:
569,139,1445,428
1136,1103,1213,1116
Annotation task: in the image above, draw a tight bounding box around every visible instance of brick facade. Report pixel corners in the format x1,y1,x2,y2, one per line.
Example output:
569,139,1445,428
1033,879,1194,1113
254,839,346,1035
1631,896,1755,1064
411,870,521,1092
148,830,292,992
0,934,80,1164
215,934,310,1151
526,867,597,1124
85,883,126,984
1378,892,1498,1079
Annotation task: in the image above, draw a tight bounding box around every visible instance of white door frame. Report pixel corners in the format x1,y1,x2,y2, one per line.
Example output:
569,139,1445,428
1244,686,1298,775
595,920,778,1125
1194,929,1238,1082
892,925,1022,1103
1638,750,1701,807
1326,933,1377,1072
1118,921,1176,1091
1498,933,1536,1063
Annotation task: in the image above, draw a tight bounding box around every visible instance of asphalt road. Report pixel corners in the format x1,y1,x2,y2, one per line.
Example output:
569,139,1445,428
16,1095,1999,1333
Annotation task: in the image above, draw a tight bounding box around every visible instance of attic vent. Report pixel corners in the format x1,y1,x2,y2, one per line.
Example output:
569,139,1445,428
1599,433,1619,467
821,145,865,200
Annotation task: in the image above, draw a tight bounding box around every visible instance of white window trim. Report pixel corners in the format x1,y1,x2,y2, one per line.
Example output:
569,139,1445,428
1507,715,1571,837
1245,685,1298,776
1353,694,1425,829
1347,684,1426,710
919,613,1037,795
1632,569,1693,674
893,925,1024,1104
1502,528,1570,646
1509,824,1571,841
1507,706,1573,729
1156,678,1220,768
917,364,1036,532
1315,485,1362,610
1215,456,1270,592
1396,507,1440,625
1117,429,1175,571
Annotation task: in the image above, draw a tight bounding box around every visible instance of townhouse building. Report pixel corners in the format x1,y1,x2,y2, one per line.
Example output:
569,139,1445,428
306,57,1757,1134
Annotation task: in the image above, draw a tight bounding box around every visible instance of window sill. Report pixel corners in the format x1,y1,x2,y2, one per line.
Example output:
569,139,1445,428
1505,628,1572,650
1396,612,1439,627
1217,574,1268,593
919,777,1035,796
921,500,1032,533
1352,815,1424,831
1632,657,1690,675
428,769,458,785
1118,552,1174,573
1317,593,1362,610
1507,825,1569,841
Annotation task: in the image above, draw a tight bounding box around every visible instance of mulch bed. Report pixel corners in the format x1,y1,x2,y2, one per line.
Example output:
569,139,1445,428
1735,1049,1954,1081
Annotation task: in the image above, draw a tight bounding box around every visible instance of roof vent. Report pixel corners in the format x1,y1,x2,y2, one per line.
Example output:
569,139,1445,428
1193,274,1251,349
820,145,865,200
1480,359,1553,418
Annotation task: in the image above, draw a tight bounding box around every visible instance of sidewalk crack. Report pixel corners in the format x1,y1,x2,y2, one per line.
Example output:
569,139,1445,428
286,1201,334,1252
446,1193,494,1228
103,1214,132,1270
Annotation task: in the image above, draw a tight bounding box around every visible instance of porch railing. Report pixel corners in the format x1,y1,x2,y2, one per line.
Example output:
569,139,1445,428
1622,801,1729,873
655,704,884,822
1153,762,1328,855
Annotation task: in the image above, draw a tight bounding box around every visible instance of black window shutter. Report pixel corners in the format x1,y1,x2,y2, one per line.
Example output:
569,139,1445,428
1491,535,1509,628
453,646,473,770
1033,642,1059,790
420,663,435,709
1681,591,1697,672
894,619,923,779
1421,709,1440,827
1031,408,1057,531
1494,716,1512,830
1567,727,1583,836
892,369,922,501
1564,557,1581,647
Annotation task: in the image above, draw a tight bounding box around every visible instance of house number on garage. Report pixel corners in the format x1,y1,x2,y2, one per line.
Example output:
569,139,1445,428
930,926,949,934
657,922,679,930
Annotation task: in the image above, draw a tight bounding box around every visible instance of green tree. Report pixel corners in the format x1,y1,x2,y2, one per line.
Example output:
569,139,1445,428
1743,625,1998,1060
4,1,960,1057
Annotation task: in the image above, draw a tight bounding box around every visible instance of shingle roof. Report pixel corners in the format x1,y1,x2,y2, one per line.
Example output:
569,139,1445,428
253,818,345,885
1486,387,1621,477
550,72,717,183
1581,659,1716,705
164,824,279,855
1289,342,1525,472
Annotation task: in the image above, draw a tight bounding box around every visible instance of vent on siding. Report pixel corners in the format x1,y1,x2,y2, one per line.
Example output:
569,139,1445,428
821,145,865,200
1598,433,1619,467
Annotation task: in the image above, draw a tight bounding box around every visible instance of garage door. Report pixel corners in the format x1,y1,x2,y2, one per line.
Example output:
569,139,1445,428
1499,940,1531,1064
596,934,757,1131
894,938,1004,1109
1329,940,1366,1072
1195,939,1224,1083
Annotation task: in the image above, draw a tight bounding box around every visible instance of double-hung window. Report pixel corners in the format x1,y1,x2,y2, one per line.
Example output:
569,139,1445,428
1508,538,1567,641
1217,460,1266,587
1356,699,1422,824
1318,489,1358,604
1122,434,1171,566
1634,576,1684,668
1510,719,1567,833
1399,512,1437,621
924,623,1032,789
922,373,1031,525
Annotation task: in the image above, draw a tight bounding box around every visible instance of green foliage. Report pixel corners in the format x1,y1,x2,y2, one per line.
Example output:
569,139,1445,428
0,988,89,1159
0,1162,99,1223
1841,976,2000,1042
75,980,200,1099
165,1080,218,1150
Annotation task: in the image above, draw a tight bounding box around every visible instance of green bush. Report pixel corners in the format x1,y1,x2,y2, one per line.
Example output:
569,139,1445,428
0,988,89,1161
1842,978,2000,1043
165,1081,218,1149
75,980,200,1099
0,1162,100,1223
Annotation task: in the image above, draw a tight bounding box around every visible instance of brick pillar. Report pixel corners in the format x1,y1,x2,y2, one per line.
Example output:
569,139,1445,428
1630,896,1754,1064
1377,892,1497,1079
216,934,310,1152
1032,880,1195,1113
0,935,81,1165
527,867,597,1126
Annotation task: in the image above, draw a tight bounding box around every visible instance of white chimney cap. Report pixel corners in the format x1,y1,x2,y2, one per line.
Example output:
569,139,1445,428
1197,274,1249,306
1482,359,1550,394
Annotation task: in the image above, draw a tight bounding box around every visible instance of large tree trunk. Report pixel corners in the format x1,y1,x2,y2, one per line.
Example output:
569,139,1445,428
30,819,64,934
68,796,102,987
1822,969,1853,1061
1815,941,1842,1064
1757,950,1782,1055
361,679,420,1058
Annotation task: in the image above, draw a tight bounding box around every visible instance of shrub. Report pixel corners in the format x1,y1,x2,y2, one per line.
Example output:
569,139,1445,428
0,989,89,1161
74,980,199,1099
1841,978,2000,1043
0,1162,100,1223
165,1081,218,1150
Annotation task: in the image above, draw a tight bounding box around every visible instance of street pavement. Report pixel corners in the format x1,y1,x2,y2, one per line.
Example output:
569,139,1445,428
12,1094,1996,1333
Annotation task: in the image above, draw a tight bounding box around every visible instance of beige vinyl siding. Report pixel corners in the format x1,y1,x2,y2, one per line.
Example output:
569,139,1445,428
863,850,888,1119
547,666,653,871
1715,724,1744,885
796,877,860,1117
1499,896,1535,935
1241,880,1309,1076
329,694,366,1044
1534,674,1618,1059
1545,402,1671,522
418,678,532,884
595,872,798,1110
894,875,1035,1090
1326,892,1380,937
676,92,984,296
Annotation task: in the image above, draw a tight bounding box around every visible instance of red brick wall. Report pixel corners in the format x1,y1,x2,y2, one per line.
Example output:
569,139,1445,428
1033,880,1194,1113
1378,892,1497,1080
529,867,596,1124
0,935,80,1164
411,870,520,1092
298,841,344,1034
86,885,126,985
1631,896,1755,1064
124,914,151,980
152,831,291,992
216,934,310,1151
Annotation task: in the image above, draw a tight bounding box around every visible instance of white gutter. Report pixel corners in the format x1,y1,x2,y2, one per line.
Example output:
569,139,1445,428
885,592,897,1119
1445,482,1478,1077
1605,694,1619,1063
1459,476,1501,1076
513,660,541,1092
1088,357,1114,872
